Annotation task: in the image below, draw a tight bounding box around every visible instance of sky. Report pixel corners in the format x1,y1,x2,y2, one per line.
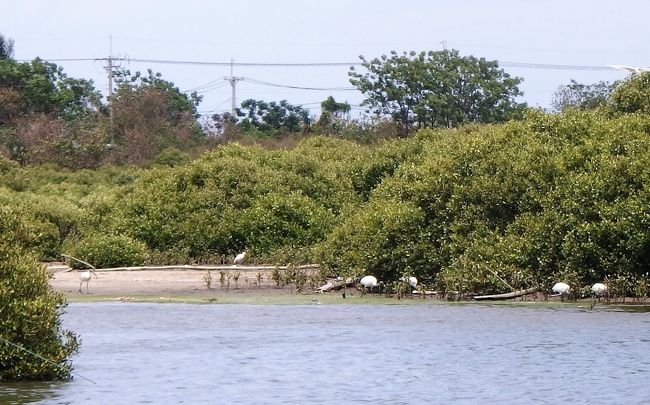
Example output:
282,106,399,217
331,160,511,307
2,0,649,118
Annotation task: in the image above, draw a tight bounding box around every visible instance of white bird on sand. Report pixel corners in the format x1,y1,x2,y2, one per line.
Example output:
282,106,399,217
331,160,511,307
233,251,246,265
360,275,382,295
79,269,97,294
552,282,571,301
591,283,607,296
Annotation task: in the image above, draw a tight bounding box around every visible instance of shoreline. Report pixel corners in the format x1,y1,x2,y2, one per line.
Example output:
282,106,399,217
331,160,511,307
48,264,650,309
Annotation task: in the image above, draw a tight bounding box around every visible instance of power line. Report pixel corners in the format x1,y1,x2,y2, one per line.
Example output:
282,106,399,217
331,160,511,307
244,77,357,91
128,58,360,67
16,56,637,72
499,61,616,71
183,81,229,94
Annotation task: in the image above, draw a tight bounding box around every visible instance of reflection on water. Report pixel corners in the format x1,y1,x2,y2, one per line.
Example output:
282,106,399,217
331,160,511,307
0,382,64,405
2,302,649,404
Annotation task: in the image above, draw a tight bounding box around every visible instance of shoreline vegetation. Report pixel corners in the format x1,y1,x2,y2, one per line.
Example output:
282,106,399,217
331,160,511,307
48,264,650,311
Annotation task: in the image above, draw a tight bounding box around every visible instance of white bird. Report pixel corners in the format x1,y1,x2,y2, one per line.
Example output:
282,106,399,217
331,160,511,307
591,283,607,296
233,251,246,265
79,269,97,294
552,282,571,301
400,276,418,289
591,283,607,295
360,275,382,295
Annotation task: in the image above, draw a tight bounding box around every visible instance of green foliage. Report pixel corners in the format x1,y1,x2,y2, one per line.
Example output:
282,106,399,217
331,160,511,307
317,96,351,131
317,199,430,282
242,191,335,253
0,58,102,123
152,147,191,167
611,71,650,115
0,208,79,381
67,233,148,269
350,137,425,200
105,139,360,261
237,99,311,134
552,79,615,112
383,110,650,293
349,50,525,133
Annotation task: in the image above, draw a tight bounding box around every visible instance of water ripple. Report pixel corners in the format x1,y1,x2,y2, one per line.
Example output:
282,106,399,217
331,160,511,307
3,303,648,404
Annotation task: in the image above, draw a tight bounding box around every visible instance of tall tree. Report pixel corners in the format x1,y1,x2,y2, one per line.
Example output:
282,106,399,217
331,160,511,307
551,80,615,112
110,69,203,164
0,33,14,60
349,50,525,133
0,58,102,123
317,96,351,131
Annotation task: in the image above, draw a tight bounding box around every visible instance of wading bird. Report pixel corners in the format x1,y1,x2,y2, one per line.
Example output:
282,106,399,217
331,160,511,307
360,275,382,295
400,276,418,289
552,282,571,301
79,269,98,294
234,251,246,265
591,283,607,299
591,283,607,295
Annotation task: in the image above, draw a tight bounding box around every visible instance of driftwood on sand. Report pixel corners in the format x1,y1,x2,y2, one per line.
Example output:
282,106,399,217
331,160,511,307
473,287,539,301
315,278,355,293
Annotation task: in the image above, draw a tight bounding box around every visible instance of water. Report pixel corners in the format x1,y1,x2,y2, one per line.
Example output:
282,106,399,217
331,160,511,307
2,302,650,404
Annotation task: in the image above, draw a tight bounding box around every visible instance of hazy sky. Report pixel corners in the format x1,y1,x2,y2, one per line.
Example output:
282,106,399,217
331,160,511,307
3,0,649,116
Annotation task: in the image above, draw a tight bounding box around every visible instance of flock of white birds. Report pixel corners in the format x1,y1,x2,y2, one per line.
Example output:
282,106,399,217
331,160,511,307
70,249,610,299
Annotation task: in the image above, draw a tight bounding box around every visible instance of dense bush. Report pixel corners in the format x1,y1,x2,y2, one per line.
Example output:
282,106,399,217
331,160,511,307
0,208,79,381
67,233,148,269
325,109,650,294
3,106,650,297
104,139,365,262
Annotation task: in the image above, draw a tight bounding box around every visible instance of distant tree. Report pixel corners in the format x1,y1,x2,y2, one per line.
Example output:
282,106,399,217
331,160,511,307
321,96,351,116
317,96,351,130
0,58,102,124
349,50,525,134
611,71,650,115
205,112,238,138
0,33,14,60
237,99,310,134
110,69,203,164
0,57,105,165
551,80,615,112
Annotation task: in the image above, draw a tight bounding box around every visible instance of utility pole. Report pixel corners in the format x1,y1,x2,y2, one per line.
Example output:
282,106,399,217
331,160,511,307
224,59,243,115
104,35,115,145
441,40,448,51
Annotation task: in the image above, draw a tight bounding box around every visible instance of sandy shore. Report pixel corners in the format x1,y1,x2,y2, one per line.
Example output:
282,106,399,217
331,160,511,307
47,263,650,309
48,263,304,299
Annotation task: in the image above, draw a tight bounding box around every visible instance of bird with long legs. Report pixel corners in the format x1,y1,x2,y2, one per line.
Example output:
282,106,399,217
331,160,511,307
591,282,608,301
62,254,98,294
78,268,98,294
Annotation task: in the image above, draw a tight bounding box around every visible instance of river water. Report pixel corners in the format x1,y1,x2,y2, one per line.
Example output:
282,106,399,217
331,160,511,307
2,302,649,404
